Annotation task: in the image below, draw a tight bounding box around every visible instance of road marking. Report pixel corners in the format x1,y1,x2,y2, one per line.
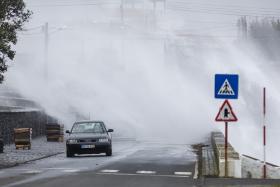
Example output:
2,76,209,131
43,167,88,171
23,170,42,174
5,168,87,174
43,168,74,170
100,169,119,173
136,171,156,174
174,172,192,176
96,172,189,178
63,169,80,173
8,168,69,171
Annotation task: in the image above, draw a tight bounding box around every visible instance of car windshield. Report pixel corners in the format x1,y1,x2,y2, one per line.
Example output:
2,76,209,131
71,122,105,133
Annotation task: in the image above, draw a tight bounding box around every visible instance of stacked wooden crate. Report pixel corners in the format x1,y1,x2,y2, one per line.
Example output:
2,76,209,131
14,128,32,150
46,123,64,142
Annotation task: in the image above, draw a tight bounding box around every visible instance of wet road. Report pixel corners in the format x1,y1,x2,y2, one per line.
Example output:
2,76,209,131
0,138,197,187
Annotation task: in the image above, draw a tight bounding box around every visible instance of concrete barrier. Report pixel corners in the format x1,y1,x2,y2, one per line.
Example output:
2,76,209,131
202,144,219,176
211,132,241,178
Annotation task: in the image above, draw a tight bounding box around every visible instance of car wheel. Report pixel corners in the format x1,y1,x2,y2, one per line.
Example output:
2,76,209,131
66,147,74,157
106,147,112,156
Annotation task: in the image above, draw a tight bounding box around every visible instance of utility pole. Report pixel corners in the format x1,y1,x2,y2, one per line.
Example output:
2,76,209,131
43,22,49,125
43,22,49,81
164,0,166,13
153,0,156,11
120,0,124,24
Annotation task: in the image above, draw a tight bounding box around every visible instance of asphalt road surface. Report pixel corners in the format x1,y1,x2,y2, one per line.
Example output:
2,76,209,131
0,138,198,187
1,138,280,187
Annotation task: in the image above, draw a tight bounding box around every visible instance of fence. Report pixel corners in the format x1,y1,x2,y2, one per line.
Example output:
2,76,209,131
0,110,49,144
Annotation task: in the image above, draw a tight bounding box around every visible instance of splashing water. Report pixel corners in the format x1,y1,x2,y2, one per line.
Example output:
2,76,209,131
3,0,280,164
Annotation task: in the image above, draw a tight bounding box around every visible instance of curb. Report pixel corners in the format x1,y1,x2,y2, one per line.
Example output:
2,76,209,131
0,151,64,170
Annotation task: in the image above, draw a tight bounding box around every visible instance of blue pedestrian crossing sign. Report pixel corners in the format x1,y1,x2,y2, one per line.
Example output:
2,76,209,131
215,74,239,99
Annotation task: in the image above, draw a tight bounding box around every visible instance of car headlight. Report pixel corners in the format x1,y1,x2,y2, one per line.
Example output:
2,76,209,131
99,138,109,142
68,139,78,144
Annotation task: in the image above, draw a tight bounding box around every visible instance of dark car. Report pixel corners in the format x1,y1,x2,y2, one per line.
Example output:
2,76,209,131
65,121,113,157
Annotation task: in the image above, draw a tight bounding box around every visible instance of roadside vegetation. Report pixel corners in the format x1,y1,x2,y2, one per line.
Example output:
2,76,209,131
0,0,31,82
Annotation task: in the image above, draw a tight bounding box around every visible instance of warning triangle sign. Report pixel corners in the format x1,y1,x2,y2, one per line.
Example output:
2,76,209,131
218,79,235,96
215,100,238,122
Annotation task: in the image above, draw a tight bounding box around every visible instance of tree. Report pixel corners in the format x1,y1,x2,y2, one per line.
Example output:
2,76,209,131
0,0,31,83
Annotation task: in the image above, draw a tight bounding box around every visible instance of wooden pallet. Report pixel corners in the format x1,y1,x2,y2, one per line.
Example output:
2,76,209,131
15,144,31,150
46,123,64,142
47,136,64,142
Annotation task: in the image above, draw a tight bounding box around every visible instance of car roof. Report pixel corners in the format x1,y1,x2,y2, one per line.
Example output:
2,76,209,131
74,120,104,124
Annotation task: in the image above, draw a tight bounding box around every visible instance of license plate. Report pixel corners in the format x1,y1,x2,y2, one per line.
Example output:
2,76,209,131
81,145,95,149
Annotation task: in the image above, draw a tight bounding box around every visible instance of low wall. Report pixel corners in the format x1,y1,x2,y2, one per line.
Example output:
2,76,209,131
0,109,49,144
242,155,280,179
210,132,280,179
211,132,241,178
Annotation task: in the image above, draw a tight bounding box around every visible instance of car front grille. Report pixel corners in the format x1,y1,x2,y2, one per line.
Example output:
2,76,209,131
78,139,97,143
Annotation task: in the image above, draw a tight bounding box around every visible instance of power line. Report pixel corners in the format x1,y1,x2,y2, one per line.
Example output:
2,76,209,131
167,1,280,18
28,1,119,8
22,25,43,31
18,27,43,35
167,6,280,18
169,0,280,13
27,0,280,16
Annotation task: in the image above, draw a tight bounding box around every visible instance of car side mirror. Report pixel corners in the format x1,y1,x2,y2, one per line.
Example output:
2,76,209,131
107,129,114,133
66,130,70,134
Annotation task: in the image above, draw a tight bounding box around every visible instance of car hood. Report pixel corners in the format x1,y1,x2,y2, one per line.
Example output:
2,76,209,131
68,133,108,139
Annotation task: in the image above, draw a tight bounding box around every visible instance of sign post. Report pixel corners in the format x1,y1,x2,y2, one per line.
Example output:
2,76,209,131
215,74,239,178
225,121,228,177
215,99,238,177
263,87,267,179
